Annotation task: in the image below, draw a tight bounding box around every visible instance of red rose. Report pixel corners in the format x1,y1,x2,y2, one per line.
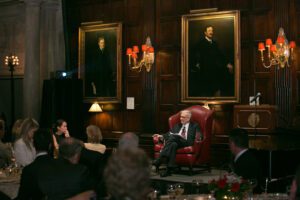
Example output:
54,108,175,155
217,178,227,189
231,182,240,192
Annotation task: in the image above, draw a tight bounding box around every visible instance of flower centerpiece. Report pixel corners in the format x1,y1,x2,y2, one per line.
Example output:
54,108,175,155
208,174,251,200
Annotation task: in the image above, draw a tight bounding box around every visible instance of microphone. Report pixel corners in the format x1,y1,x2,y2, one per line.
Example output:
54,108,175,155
250,92,261,103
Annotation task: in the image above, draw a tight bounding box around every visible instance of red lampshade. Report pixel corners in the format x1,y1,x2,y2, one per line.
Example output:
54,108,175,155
265,38,273,46
133,46,139,53
126,48,132,55
277,36,285,44
258,42,265,51
141,45,147,52
270,45,277,52
290,41,296,48
148,47,154,53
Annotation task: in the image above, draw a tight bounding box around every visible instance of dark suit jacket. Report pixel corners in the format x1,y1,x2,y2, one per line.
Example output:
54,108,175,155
164,122,201,146
80,148,106,197
233,150,261,180
38,157,94,200
17,153,53,200
189,37,233,96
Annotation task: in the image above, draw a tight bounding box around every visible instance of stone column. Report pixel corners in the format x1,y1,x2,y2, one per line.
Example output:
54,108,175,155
23,0,42,119
40,0,65,81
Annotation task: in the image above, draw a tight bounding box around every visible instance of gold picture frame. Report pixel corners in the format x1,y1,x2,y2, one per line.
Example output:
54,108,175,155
181,10,240,104
78,22,122,103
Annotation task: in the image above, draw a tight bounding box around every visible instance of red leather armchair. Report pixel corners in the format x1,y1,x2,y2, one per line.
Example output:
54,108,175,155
153,105,214,173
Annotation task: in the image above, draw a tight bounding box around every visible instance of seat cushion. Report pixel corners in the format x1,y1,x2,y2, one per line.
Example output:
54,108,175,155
154,144,195,154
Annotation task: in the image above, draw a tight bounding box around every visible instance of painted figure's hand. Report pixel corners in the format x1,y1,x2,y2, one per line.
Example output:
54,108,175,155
91,82,97,95
227,63,233,73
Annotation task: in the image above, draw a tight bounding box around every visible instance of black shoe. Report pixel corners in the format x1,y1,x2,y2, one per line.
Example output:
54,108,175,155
152,159,161,168
160,169,172,177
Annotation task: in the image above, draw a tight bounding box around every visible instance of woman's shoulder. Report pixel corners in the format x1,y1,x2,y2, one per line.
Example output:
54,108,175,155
14,138,25,145
84,143,106,154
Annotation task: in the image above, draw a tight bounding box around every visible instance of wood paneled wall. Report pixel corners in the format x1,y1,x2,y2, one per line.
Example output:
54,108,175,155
64,0,300,163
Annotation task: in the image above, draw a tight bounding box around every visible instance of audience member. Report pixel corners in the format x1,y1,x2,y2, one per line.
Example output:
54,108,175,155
228,128,262,191
14,118,39,167
11,119,24,142
152,110,202,177
38,137,94,200
118,132,139,150
80,142,106,198
289,165,300,200
104,148,151,200
17,128,53,200
84,125,106,154
0,119,12,168
52,119,70,157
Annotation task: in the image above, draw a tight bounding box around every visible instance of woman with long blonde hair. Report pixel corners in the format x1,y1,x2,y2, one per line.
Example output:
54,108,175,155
14,118,39,166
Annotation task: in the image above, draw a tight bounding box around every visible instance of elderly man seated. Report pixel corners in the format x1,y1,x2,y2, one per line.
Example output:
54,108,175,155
152,110,202,177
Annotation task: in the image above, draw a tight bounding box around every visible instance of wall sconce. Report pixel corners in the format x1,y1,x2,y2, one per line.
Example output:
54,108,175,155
89,102,102,112
126,36,155,72
258,27,296,69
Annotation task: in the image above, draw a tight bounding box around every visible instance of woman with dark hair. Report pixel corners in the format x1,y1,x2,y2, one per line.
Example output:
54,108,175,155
14,118,39,166
52,119,70,157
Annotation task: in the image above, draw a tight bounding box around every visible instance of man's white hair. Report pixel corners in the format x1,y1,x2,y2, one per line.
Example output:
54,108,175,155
180,110,192,118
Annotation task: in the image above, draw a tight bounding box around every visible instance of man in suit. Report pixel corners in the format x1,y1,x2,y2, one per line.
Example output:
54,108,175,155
17,128,53,200
153,110,202,177
38,137,94,200
86,36,115,97
189,25,233,97
80,147,106,198
229,128,262,192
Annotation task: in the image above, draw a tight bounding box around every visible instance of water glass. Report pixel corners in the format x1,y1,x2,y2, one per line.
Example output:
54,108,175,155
167,184,176,200
192,179,203,194
175,183,184,197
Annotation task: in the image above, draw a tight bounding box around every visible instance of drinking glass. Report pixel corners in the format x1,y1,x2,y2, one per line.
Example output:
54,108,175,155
175,183,184,197
192,179,203,194
167,184,176,200
248,179,258,200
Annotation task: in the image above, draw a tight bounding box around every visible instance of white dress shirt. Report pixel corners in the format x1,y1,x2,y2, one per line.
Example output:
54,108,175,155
179,123,189,140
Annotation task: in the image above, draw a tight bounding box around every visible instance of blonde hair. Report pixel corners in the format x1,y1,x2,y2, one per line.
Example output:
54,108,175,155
181,110,192,118
11,119,24,141
19,118,39,150
86,125,102,143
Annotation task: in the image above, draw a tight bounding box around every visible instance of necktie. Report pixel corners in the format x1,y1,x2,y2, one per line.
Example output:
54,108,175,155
181,126,186,138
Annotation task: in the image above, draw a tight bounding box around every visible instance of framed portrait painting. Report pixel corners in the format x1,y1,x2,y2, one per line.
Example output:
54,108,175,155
78,22,122,103
181,10,240,104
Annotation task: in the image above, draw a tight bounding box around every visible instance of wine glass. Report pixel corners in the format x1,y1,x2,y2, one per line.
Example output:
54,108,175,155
248,179,258,200
192,179,203,194
167,184,176,200
175,183,184,197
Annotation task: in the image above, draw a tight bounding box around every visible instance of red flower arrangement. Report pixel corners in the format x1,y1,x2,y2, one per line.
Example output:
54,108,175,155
208,174,250,200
